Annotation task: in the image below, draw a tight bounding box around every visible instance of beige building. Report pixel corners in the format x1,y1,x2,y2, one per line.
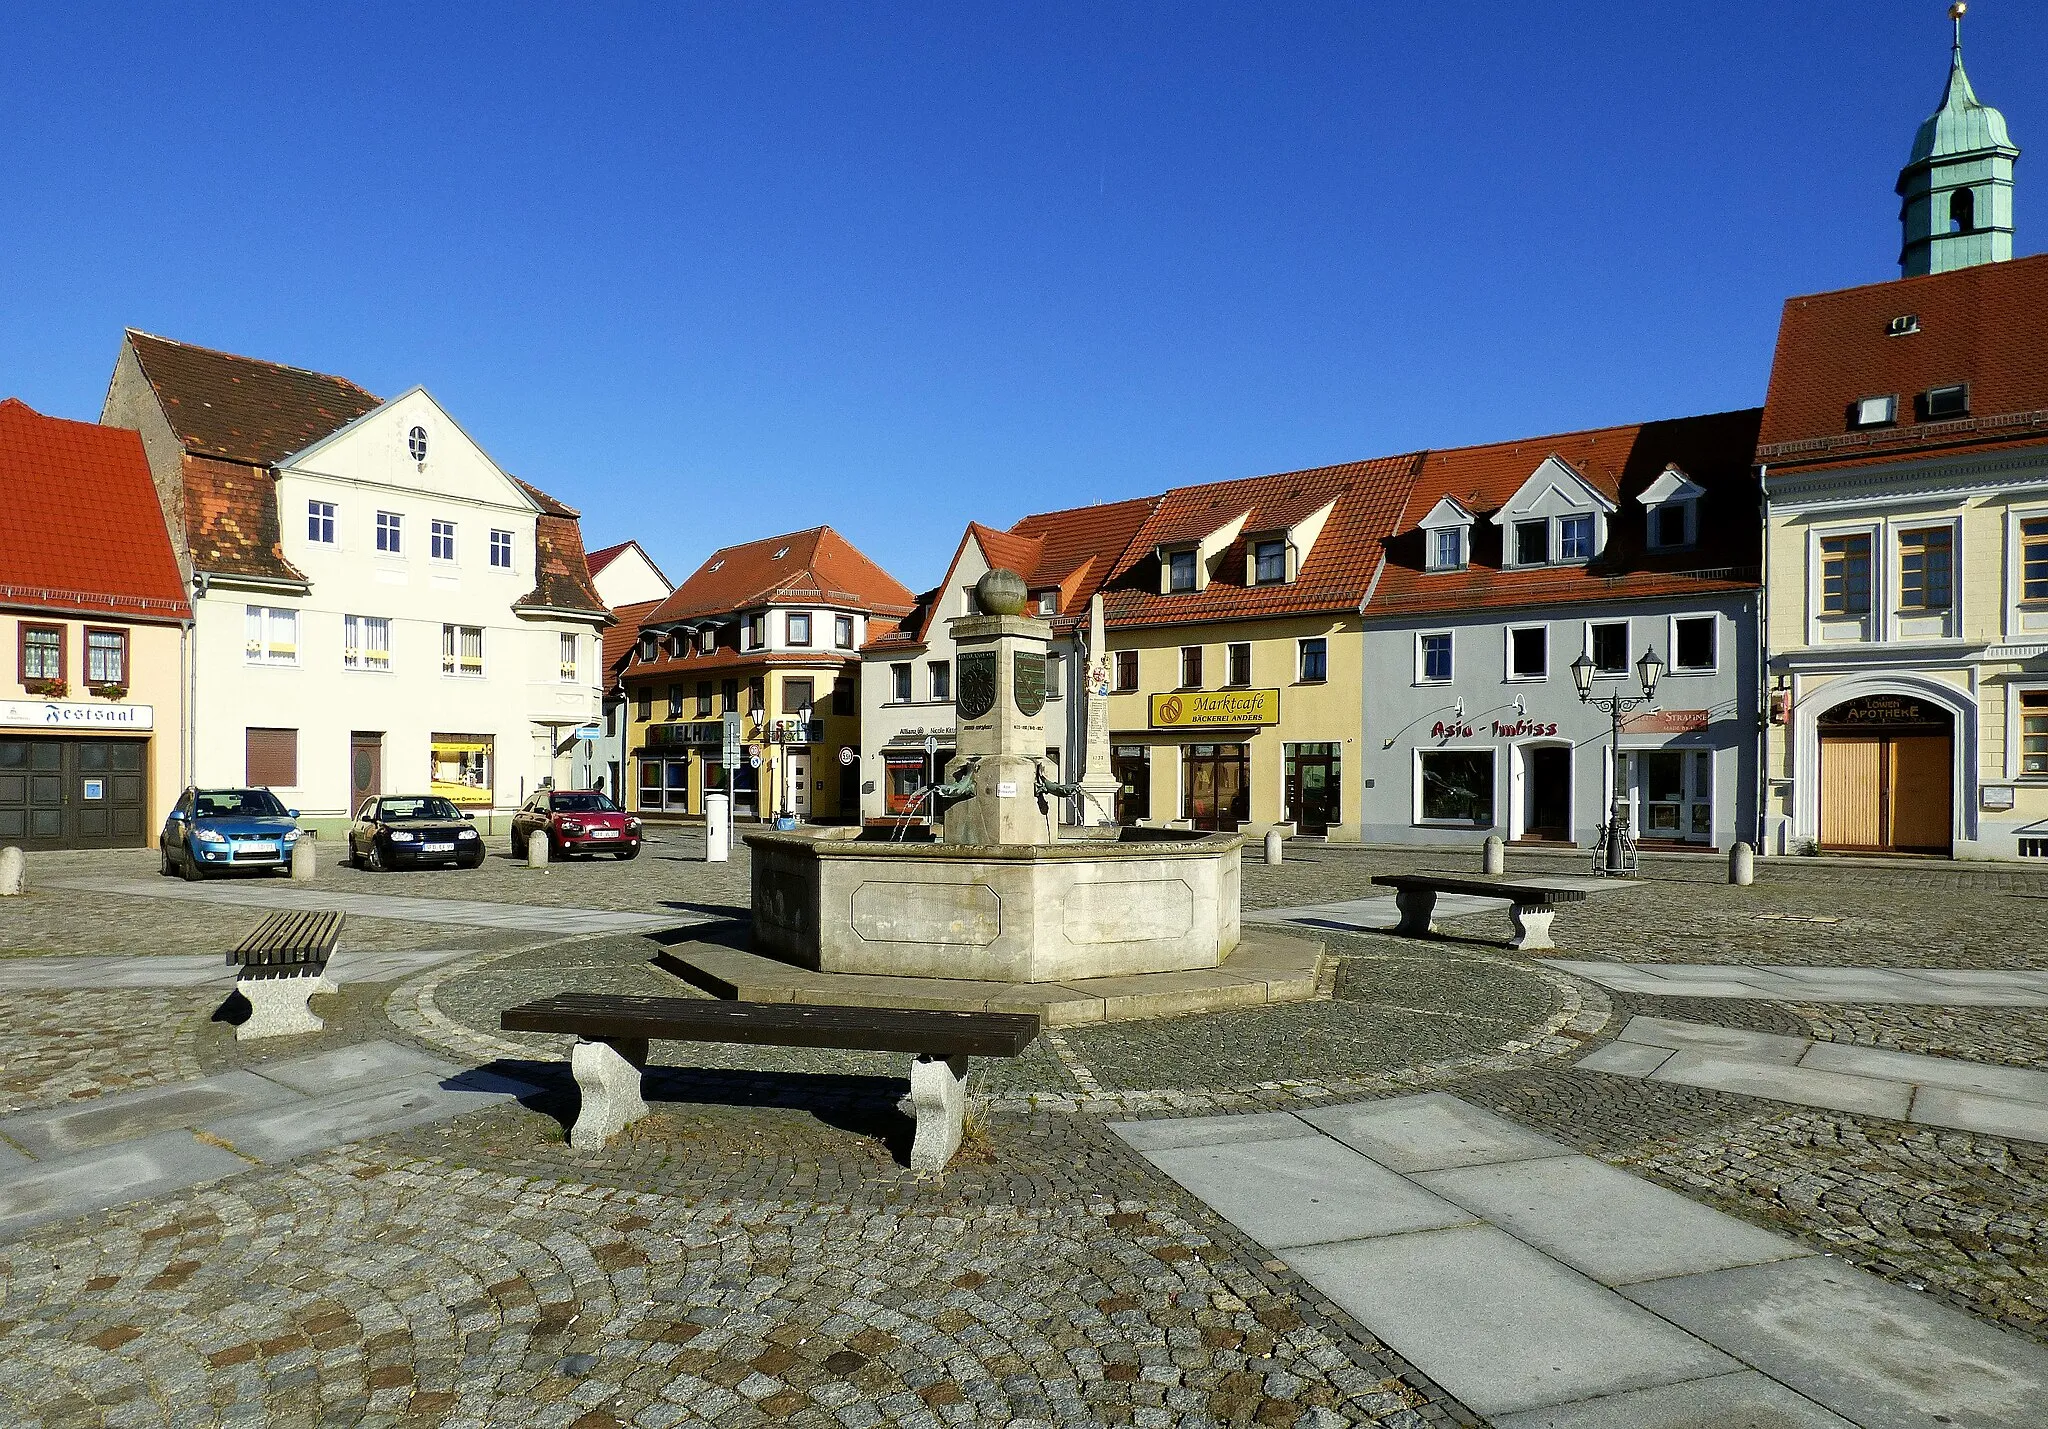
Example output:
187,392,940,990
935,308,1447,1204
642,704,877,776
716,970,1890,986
0,398,192,847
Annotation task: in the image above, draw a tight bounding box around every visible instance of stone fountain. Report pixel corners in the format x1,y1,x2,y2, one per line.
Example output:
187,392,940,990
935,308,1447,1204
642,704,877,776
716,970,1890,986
744,568,1243,983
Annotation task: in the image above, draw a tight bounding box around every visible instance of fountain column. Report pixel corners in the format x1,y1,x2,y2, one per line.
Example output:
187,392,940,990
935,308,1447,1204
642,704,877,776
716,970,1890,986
944,568,1052,847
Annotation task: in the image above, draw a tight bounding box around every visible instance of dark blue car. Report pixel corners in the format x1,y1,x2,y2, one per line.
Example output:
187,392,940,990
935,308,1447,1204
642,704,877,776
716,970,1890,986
159,786,304,880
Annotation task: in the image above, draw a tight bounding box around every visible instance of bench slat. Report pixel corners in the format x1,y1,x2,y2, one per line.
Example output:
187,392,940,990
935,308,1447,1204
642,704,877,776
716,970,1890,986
1372,873,1589,903
501,995,1039,1058
230,910,344,968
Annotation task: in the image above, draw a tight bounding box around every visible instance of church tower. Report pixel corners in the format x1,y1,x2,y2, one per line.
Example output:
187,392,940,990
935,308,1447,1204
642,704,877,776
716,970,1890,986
1897,4,2019,276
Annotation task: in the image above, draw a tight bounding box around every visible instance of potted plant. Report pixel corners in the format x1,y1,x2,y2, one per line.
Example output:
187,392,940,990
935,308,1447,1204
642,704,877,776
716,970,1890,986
91,683,128,701
24,678,67,698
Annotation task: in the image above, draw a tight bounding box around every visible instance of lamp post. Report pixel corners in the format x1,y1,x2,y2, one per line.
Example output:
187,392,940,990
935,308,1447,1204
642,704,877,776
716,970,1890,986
1570,646,1665,877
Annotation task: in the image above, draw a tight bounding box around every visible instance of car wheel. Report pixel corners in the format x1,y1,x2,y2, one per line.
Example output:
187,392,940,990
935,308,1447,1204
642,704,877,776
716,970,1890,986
160,846,175,877
366,839,387,873
180,847,206,881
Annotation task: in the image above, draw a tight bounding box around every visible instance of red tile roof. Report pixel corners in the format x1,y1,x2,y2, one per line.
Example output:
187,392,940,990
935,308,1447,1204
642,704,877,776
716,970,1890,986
182,453,305,585
124,330,382,466
1102,456,1424,629
600,598,664,689
1759,253,2048,471
645,527,915,626
1369,410,1764,618
519,508,609,618
0,398,191,621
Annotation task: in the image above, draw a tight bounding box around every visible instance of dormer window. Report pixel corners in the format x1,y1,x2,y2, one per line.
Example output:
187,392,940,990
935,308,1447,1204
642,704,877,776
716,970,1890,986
1851,395,1897,429
637,634,656,663
667,633,686,659
1651,503,1693,548
1167,550,1197,593
744,613,767,649
1035,590,1057,615
1558,515,1594,562
1491,454,1616,570
1638,464,1705,552
1514,521,1549,566
699,628,717,653
1252,539,1287,586
1923,384,1969,420
1432,529,1464,570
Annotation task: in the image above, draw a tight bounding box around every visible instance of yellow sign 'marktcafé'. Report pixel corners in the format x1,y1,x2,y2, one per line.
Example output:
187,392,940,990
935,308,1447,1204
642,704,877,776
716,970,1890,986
1148,689,1281,728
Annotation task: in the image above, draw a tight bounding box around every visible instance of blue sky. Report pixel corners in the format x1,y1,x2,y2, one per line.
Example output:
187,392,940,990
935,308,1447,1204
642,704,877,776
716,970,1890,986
3,2,2041,591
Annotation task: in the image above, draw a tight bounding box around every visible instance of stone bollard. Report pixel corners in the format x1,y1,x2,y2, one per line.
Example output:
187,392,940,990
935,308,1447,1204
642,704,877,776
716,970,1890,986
1482,834,1505,876
527,833,549,870
1263,829,1283,865
290,835,316,882
1729,841,1755,887
0,846,22,896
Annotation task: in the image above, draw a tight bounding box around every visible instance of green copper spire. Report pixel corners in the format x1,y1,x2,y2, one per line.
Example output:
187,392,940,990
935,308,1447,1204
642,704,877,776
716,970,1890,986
1897,3,2019,276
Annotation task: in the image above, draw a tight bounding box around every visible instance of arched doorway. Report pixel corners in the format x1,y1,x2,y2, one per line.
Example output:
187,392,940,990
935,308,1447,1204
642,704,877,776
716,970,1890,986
1817,693,1953,854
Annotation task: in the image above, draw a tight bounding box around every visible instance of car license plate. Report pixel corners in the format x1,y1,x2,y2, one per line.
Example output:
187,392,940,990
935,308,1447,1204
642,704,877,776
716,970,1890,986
426,842,455,853
590,829,620,839
242,842,276,854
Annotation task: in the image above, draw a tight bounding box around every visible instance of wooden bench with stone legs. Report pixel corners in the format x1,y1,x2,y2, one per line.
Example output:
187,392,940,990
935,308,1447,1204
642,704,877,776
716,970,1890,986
226,910,343,1039
1371,872,1589,951
500,995,1040,1171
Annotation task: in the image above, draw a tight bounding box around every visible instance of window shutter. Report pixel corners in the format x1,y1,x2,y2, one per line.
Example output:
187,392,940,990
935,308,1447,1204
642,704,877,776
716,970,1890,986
246,728,299,787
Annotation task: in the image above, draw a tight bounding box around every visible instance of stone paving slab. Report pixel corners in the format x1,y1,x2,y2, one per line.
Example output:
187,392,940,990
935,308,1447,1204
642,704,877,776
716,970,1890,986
1283,1224,1739,1418
1647,1052,1918,1120
198,1074,527,1164
1618,1015,1811,1064
0,1069,300,1158
0,1130,252,1237
1802,1040,2048,1102
1107,1110,1317,1152
1909,1087,2048,1143
1142,1136,1478,1249
1544,959,2048,1006
1622,1256,2048,1429
1297,1091,1572,1172
1487,1370,1856,1429
242,1037,456,1095
46,876,687,933
0,945,473,992
1411,1153,1813,1288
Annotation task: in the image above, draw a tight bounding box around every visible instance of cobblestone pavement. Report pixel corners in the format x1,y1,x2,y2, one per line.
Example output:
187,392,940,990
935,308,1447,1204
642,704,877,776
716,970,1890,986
0,840,2045,1424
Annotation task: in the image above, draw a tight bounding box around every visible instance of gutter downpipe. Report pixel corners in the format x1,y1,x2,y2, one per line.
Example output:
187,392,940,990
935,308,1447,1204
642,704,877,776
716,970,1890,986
1755,463,1770,855
188,572,208,792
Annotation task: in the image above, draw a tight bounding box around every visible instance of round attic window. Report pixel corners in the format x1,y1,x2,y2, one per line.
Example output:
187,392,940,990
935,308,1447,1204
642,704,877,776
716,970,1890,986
408,426,429,463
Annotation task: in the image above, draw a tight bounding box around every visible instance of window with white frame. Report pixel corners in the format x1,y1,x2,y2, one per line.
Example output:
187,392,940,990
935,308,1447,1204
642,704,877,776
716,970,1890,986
1672,615,1717,672
1417,632,1453,684
1418,749,1495,826
835,614,855,649
431,520,456,561
489,529,513,568
1253,539,1287,585
699,627,718,654
891,663,912,702
1513,520,1549,566
1507,626,1547,680
1589,620,1628,674
929,660,951,700
1898,526,1953,611
1558,515,1594,562
342,615,391,670
1046,653,1062,697
441,623,483,676
376,511,403,554
1430,528,1465,571
2022,689,2048,777
1820,533,1873,615
2022,517,2048,604
744,613,767,650
244,606,298,664
1648,501,1694,549
559,633,579,682
1167,550,1197,593
308,500,335,544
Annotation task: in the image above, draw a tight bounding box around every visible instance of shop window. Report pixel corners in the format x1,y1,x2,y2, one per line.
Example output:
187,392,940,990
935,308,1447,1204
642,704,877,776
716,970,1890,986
2020,690,2048,776
891,663,912,703
245,727,298,787
697,682,713,716
1821,534,1872,615
1285,742,1341,833
20,624,64,685
2016,518,2047,602
1673,616,1717,672
929,661,951,700
430,734,493,806
1298,638,1327,683
1508,626,1547,680
1115,650,1139,692
1419,749,1494,825
787,612,812,646
1227,643,1252,687
1167,550,1196,593
1417,632,1453,684
490,529,513,568
1179,646,1203,689
832,677,855,716
1898,527,1953,610
1558,515,1593,562
1111,745,1150,824
308,500,335,544
782,678,813,715
1253,540,1287,585
885,756,927,815
835,615,855,649
1181,743,1249,831
1590,621,1628,674
86,628,130,687
376,511,403,554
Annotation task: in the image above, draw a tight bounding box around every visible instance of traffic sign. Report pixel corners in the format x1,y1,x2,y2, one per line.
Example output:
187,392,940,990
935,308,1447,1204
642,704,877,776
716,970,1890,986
721,712,742,768
838,746,855,766
923,735,938,756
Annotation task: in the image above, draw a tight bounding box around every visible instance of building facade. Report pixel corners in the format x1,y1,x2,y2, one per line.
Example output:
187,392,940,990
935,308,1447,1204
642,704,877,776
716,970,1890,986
0,399,192,849
623,528,913,822
1360,415,1765,851
102,332,609,834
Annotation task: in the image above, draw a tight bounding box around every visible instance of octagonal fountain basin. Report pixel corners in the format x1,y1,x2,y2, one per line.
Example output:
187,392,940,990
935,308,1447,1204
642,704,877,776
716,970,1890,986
743,827,1244,983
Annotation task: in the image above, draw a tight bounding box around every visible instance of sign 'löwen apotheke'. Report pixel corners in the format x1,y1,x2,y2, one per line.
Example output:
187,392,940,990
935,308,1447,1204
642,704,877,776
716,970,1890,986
1149,690,1281,728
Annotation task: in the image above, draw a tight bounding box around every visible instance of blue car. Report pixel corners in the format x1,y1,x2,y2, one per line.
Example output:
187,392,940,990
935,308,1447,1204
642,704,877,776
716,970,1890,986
159,786,305,881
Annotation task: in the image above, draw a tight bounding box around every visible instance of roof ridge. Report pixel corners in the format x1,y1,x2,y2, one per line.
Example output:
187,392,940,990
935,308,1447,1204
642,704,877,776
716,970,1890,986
126,328,379,398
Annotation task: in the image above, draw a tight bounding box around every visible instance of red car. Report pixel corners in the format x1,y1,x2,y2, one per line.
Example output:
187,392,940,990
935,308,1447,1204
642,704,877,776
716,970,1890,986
511,789,643,860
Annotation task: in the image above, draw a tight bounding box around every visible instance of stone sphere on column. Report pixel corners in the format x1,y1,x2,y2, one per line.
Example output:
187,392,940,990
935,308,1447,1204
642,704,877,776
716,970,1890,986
975,568,1029,616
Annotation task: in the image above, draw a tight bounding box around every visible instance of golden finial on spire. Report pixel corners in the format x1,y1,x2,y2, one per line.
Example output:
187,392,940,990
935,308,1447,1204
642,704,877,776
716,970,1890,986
1949,3,1966,54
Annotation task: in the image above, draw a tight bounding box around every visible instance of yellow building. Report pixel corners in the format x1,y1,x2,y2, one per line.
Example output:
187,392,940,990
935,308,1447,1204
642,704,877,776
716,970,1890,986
620,528,913,823
1759,255,2048,859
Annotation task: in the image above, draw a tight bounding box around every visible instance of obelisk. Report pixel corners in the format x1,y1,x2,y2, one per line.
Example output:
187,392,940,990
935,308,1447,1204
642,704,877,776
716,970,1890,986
1076,592,1121,826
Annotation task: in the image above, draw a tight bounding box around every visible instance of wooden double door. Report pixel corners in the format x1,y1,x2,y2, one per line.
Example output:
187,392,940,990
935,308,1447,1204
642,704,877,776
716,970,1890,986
1820,733,1951,854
